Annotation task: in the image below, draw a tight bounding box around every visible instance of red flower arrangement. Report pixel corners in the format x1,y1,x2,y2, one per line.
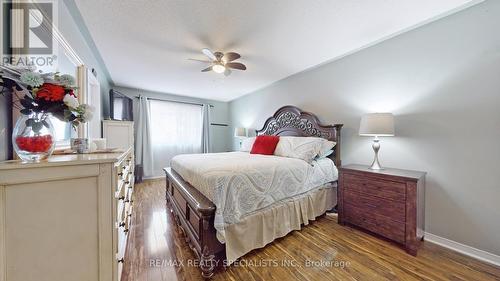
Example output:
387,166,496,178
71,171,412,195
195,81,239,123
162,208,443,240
0,65,93,127
1,65,94,161
36,83,66,101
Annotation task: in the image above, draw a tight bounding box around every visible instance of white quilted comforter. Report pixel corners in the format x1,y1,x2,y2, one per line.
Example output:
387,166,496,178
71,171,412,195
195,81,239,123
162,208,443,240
170,152,338,240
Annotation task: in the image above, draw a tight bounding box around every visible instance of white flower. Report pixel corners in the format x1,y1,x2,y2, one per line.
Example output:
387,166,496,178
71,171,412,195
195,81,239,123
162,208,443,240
20,71,44,87
83,110,93,122
57,74,76,87
63,94,79,109
78,104,94,122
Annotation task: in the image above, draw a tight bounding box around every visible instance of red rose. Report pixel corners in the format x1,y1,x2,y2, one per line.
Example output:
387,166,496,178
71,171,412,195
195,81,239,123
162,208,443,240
36,83,66,102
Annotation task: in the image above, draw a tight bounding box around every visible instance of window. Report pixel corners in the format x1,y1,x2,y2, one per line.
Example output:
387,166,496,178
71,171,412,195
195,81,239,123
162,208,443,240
149,100,203,176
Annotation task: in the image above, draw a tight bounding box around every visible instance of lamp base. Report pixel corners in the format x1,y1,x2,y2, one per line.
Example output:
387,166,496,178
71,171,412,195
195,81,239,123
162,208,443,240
369,137,383,170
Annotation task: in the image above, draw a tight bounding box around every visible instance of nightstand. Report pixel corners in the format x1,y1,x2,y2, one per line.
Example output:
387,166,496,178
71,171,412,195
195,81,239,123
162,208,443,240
338,164,426,255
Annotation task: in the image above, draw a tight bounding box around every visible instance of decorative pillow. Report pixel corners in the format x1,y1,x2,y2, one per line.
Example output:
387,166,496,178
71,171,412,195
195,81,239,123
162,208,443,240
318,140,336,158
274,136,324,163
240,137,256,152
250,135,280,155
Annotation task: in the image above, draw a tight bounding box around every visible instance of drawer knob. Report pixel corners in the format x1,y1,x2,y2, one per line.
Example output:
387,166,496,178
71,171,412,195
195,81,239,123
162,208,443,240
119,222,126,227
117,258,124,263
118,196,125,201
124,229,129,233
118,172,123,176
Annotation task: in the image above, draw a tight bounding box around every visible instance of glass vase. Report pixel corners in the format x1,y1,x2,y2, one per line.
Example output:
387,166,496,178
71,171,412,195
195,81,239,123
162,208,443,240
12,112,56,163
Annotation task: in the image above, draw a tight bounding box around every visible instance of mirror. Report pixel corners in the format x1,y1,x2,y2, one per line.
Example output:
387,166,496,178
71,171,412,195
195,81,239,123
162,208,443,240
21,4,86,148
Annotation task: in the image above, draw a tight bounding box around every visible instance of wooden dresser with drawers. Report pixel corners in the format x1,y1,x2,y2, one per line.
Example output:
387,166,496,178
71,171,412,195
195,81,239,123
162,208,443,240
0,148,134,281
338,164,426,255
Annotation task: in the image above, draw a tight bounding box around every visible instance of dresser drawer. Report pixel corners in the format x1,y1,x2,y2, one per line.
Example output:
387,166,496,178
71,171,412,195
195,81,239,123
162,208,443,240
344,203,405,243
344,190,406,222
117,199,126,223
343,174,406,202
116,229,127,263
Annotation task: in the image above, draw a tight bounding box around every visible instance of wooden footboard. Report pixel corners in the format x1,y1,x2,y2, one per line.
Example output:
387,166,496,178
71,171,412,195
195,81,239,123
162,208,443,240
164,167,225,279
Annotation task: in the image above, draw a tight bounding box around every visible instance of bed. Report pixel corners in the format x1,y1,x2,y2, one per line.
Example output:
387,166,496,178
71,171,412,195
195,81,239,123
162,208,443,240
164,105,343,278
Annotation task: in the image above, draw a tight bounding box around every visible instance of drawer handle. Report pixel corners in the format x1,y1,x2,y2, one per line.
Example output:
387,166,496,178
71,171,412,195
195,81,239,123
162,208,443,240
124,229,129,233
128,185,133,189
124,181,130,185
118,172,123,176
117,258,124,263
118,196,125,201
118,222,126,227
124,199,130,203
128,213,132,217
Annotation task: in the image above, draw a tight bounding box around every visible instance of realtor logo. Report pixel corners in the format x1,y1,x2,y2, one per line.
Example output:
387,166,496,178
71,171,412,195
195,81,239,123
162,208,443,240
4,1,53,55
2,1,56,67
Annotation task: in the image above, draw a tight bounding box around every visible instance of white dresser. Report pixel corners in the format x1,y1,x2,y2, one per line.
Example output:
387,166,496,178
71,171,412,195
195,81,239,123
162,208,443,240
0,148,135,281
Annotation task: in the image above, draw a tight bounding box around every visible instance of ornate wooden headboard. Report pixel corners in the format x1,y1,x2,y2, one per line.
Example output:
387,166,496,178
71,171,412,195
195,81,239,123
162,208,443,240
256,105,343,166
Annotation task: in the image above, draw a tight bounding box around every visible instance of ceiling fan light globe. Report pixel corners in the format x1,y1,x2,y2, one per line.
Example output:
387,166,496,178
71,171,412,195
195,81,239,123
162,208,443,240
212,64,226,74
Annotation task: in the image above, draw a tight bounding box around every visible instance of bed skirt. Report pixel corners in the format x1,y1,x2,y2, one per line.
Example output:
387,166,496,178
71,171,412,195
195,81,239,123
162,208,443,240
220,183,337,263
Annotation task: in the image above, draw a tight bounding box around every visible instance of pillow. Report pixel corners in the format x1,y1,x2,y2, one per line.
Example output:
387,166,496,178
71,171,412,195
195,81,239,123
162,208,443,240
240,137,256,152
315,149,334,160
250,135,280,155
274,136,324,163
318,140,336,158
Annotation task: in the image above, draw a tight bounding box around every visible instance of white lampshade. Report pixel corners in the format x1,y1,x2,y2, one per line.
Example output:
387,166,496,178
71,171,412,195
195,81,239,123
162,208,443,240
359,113,395,136
234,127,247,138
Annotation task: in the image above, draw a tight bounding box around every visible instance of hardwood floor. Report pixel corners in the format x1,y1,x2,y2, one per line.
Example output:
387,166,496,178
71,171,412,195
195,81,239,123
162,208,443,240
122,179,500,281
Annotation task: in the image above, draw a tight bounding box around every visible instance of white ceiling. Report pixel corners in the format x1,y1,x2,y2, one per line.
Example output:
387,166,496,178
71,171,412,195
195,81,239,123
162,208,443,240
75,0,478,102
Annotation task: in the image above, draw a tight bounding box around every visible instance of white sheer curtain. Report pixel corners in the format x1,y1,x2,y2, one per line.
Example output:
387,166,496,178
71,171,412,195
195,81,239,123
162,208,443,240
201,104,211,153
150,100,203,177
135,96,154,178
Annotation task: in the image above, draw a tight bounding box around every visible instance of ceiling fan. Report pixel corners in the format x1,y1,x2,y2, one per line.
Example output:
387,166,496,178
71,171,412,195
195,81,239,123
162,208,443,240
189,48,247,76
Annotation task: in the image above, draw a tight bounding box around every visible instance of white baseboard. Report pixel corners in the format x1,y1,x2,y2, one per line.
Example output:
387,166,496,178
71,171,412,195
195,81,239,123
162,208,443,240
424,232,500,267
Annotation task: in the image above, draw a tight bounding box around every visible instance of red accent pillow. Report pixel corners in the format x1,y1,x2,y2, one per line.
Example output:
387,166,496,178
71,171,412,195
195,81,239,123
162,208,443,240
250,135,280,155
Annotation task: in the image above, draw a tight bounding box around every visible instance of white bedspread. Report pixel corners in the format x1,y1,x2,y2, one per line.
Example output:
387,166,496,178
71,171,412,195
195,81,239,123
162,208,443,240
170,152,338,240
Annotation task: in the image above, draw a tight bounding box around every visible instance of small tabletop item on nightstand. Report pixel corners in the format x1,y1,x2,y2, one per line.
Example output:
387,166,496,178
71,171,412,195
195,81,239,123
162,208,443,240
338,164,426,255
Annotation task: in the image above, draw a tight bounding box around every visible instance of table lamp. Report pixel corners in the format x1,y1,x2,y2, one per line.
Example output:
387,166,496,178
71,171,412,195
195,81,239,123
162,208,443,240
359,113,395,170
234,127,247,147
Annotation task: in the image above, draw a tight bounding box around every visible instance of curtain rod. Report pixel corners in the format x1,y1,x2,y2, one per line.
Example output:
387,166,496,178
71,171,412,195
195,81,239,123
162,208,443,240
135,96,214,107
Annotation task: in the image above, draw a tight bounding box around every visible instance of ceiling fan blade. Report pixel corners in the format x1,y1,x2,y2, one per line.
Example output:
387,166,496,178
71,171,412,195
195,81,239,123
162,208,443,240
188,58,211,63
222,52,241,63
226,62,246,70
224,68,232,76
201,66,213,72
202,48,217,61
